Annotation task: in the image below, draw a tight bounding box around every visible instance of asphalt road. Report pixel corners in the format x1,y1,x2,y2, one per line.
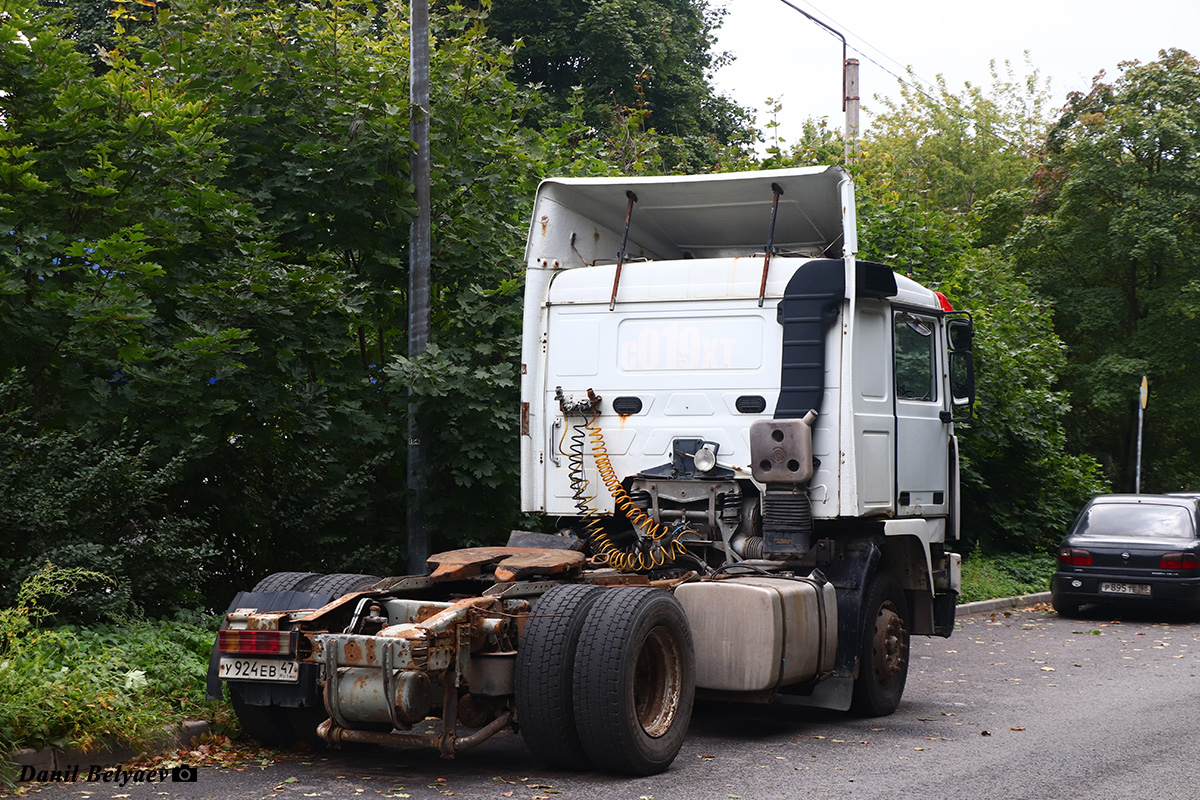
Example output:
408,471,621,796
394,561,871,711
22,603,1200,800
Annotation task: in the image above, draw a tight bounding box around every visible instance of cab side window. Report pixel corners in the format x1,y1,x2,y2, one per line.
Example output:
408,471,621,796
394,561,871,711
895,313,937,402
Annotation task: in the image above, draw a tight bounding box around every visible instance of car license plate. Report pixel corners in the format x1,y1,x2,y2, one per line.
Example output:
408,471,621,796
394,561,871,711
219,657,300,683
1100,582,1151,596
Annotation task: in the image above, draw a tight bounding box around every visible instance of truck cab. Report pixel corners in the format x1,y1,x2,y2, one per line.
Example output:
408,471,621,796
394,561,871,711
520,166,970,644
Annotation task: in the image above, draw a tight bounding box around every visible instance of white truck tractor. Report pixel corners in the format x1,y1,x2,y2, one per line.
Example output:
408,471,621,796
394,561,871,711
208,165,975,776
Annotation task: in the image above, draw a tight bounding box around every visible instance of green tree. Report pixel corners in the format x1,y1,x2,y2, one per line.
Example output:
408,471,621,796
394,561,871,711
482,0,753,169
867,57,1054,214
999,48,1200,491
2,0,268,607
850,176,1104,553
40,0,117,67
0,0,568,607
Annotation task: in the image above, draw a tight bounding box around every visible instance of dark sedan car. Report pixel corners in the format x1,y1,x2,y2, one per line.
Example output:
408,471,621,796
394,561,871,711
1051,494,1200,617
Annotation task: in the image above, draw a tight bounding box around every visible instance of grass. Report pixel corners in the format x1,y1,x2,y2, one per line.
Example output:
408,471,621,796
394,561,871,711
0,563,230,787
958,551,1056,603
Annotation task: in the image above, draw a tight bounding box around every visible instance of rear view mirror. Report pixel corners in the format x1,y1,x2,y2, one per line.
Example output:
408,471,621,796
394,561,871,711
946,316,974,422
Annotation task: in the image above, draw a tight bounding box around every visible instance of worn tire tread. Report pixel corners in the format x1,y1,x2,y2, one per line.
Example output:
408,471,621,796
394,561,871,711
514,584,604,769
251,572,323,593
572,587,695,775
303,573,381,597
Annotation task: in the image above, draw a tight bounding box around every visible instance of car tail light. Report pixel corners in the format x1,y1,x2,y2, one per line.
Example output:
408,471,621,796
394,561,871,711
1160,553,1200,571
218,629,295,656
1059,547,1092,567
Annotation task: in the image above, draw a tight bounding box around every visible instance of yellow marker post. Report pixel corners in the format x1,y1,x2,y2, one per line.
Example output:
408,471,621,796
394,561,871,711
1136,376,1148,493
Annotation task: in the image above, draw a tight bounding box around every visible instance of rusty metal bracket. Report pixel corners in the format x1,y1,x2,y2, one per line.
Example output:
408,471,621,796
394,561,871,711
482,579,563,599
758,182,784,307
455,623,471,688
380,643,407,732
609,190,638,310
323,644,353,730
438,668,458,758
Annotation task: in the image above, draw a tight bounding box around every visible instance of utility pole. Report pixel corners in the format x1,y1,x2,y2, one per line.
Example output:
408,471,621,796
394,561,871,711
844,58,860,163
407,0,431,572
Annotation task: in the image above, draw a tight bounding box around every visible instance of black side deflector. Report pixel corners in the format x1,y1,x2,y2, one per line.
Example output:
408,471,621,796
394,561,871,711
773,260,897,419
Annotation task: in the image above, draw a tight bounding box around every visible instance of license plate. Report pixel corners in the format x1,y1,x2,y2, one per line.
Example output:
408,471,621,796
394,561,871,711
219,657,300,683
1100,582,1151,596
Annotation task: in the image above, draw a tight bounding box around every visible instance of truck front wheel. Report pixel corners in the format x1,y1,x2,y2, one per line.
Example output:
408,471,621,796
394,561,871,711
850,572,910,716
572,587,695,775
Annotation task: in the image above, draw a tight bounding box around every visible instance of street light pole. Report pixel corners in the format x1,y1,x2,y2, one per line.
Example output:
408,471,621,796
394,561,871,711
775,0,857,162
844,58,859,162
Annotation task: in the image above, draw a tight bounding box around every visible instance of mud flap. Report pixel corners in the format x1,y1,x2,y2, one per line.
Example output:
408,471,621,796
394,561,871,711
776,540,882,711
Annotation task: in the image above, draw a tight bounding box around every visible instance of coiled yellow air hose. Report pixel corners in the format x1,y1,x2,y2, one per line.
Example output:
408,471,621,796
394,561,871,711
562,412,690,572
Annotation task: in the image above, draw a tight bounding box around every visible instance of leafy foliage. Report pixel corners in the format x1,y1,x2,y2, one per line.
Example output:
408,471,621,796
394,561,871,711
2,0,418,603
958,551,1056,604
934,249,1106,551
0,563,221,785
2,0,729,609
867,57,1054,214
0,373,211,616
481,0,754,169
999,49,1200,491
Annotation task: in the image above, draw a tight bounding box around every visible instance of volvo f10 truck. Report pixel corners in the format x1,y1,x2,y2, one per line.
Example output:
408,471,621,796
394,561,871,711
210,165,975,776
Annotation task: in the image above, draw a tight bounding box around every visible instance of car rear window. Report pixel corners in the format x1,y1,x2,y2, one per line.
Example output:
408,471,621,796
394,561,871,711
1075,503,1196,539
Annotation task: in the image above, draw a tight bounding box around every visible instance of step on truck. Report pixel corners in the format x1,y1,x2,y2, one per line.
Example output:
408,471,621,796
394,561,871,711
209,165,976,775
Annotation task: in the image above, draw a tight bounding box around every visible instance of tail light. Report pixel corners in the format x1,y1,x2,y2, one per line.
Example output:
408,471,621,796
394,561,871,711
218,629,296,656
1160,553,1200,571
1059,548,1092,567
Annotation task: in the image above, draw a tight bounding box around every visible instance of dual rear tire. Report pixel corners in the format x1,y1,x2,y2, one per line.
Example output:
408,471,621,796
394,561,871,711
250,572,379,595
230,571,380,749
515,585,695,775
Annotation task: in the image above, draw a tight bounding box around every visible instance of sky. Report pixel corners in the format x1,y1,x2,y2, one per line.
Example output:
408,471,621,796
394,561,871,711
712,0,1200,143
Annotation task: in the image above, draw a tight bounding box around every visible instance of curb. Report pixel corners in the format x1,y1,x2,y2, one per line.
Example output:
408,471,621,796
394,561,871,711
956,591,1052,617
8,720,210,776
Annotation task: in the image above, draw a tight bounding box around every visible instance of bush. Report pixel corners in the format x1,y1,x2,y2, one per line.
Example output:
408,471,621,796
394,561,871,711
0,564,222,786
959,551,1056,603
0,374,213,618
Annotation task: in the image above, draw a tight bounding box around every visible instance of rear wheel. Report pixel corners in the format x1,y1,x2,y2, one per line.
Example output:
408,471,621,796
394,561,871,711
1051,594,1081,618
572,587,695,775
303,573,380,596
515,584,604,769
230,572,356,749
250,572,322,593
230,686,295,748
851,572,910,717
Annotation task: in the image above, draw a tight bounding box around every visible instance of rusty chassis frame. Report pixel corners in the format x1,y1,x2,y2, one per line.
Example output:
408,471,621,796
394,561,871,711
225,555,689,758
